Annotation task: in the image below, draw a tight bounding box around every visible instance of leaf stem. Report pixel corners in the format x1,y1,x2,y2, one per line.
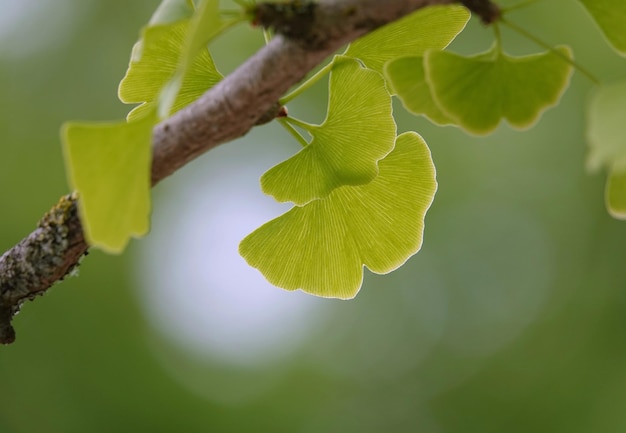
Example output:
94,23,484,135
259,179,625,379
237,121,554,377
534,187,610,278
279,59,335,105
500,17,600,85
284,115,317,133
279,118,310,147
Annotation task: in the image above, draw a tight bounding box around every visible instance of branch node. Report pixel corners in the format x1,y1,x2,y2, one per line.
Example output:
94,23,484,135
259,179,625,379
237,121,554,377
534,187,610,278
461,0,501,25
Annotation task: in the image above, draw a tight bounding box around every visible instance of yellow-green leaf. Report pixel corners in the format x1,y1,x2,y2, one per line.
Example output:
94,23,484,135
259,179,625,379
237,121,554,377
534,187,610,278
384,56,455,125
240,132,437,299
261,56,396,206
62,110,157,253
606,168,626,219
579,0,626,56
118,19,222,119
344,5,470,75
424,44,574,135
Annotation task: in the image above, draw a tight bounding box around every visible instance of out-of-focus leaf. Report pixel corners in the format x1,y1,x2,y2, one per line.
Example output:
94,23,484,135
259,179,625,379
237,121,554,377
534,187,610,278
62,110,157,253
606,168,626,219
424,44,574,135
586,81,626,172
149,0,195,25
579,0,626,56
118,19,222,119
344,5,469,75
385,56,454,125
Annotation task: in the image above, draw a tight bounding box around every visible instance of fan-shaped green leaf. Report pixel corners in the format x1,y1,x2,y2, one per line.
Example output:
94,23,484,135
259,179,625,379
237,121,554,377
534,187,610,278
344,5,469,75
159,0,241,117
586,81,626,172
424,44,574,135
240,132,437,299
384,56,454,125
261,56,396,205
606,168,626,219
585,81,626,220
62,110,157,253
579,0,626,56
149,0,195,25
118,19,222,119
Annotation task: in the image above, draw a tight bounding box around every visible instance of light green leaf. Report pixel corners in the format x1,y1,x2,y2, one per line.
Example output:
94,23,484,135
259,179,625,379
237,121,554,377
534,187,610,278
606,168,626,219
149,0,195,25
240,132,437,299
585,80,626,220
159,0,241,116
344,5,470,75
586,81,626,172
579,0,626,56
384,56,454,125
424,44,574,135
118,19,222,119
62,110,157,253
261,56,396,205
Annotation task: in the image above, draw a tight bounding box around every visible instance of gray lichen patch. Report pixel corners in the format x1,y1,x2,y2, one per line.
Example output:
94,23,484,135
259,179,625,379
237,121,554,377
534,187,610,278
0,193,87,344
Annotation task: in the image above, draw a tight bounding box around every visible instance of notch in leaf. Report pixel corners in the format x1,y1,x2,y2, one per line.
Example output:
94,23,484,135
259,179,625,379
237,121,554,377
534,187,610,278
240,132,437,299
422,43,574,135
261,56,396,206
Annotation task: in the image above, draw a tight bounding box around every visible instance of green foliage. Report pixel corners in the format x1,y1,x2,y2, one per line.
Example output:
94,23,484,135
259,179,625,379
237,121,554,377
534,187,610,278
261,56,396,205
118,19,222,119
385,56,455,125
391,43,574,135
579,0,626,56
240,132,436,299
58,0,626,298
586,81,626,218
344,5,470,75
63,110,156,252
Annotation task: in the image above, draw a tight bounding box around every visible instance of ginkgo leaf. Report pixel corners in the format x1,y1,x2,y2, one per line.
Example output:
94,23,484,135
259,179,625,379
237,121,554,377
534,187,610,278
384,56,454,125
606,168,626,219
585,80,626,220
344,5,469,75
149,0,195,25
261,56,396,206
240,132,437,299
118,19,222,119
424,44,574,135
586,81,626,172
579,0,626,56
159,0,241,116
62,109,157,253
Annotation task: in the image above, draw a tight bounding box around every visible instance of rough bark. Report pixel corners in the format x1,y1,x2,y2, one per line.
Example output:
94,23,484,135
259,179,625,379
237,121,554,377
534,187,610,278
0,0,498,344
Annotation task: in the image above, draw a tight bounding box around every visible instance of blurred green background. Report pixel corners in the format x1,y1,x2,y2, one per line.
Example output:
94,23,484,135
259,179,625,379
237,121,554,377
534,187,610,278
2,0,626,432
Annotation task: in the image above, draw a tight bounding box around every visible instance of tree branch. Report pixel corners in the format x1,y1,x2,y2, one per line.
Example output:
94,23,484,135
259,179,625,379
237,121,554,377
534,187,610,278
0,0,498,344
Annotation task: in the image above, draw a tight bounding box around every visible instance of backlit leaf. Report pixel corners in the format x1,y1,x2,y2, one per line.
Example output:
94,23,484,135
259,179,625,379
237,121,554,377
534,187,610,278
148,0,195,25
424,44,574,135
606,168,626,219
240,132,437,299
62,110,157,253
344,5,470,75
159,0,241,116
118,19,222,119
385,56,454,125
585,80,626,220
586,81,626,172
579,0,626,56
261,56,396,206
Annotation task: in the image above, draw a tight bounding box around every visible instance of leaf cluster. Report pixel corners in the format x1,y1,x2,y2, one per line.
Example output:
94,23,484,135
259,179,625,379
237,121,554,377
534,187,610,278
60,0,626,298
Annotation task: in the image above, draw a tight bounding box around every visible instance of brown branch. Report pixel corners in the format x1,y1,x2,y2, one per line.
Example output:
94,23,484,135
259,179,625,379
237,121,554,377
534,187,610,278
0,0,498,344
